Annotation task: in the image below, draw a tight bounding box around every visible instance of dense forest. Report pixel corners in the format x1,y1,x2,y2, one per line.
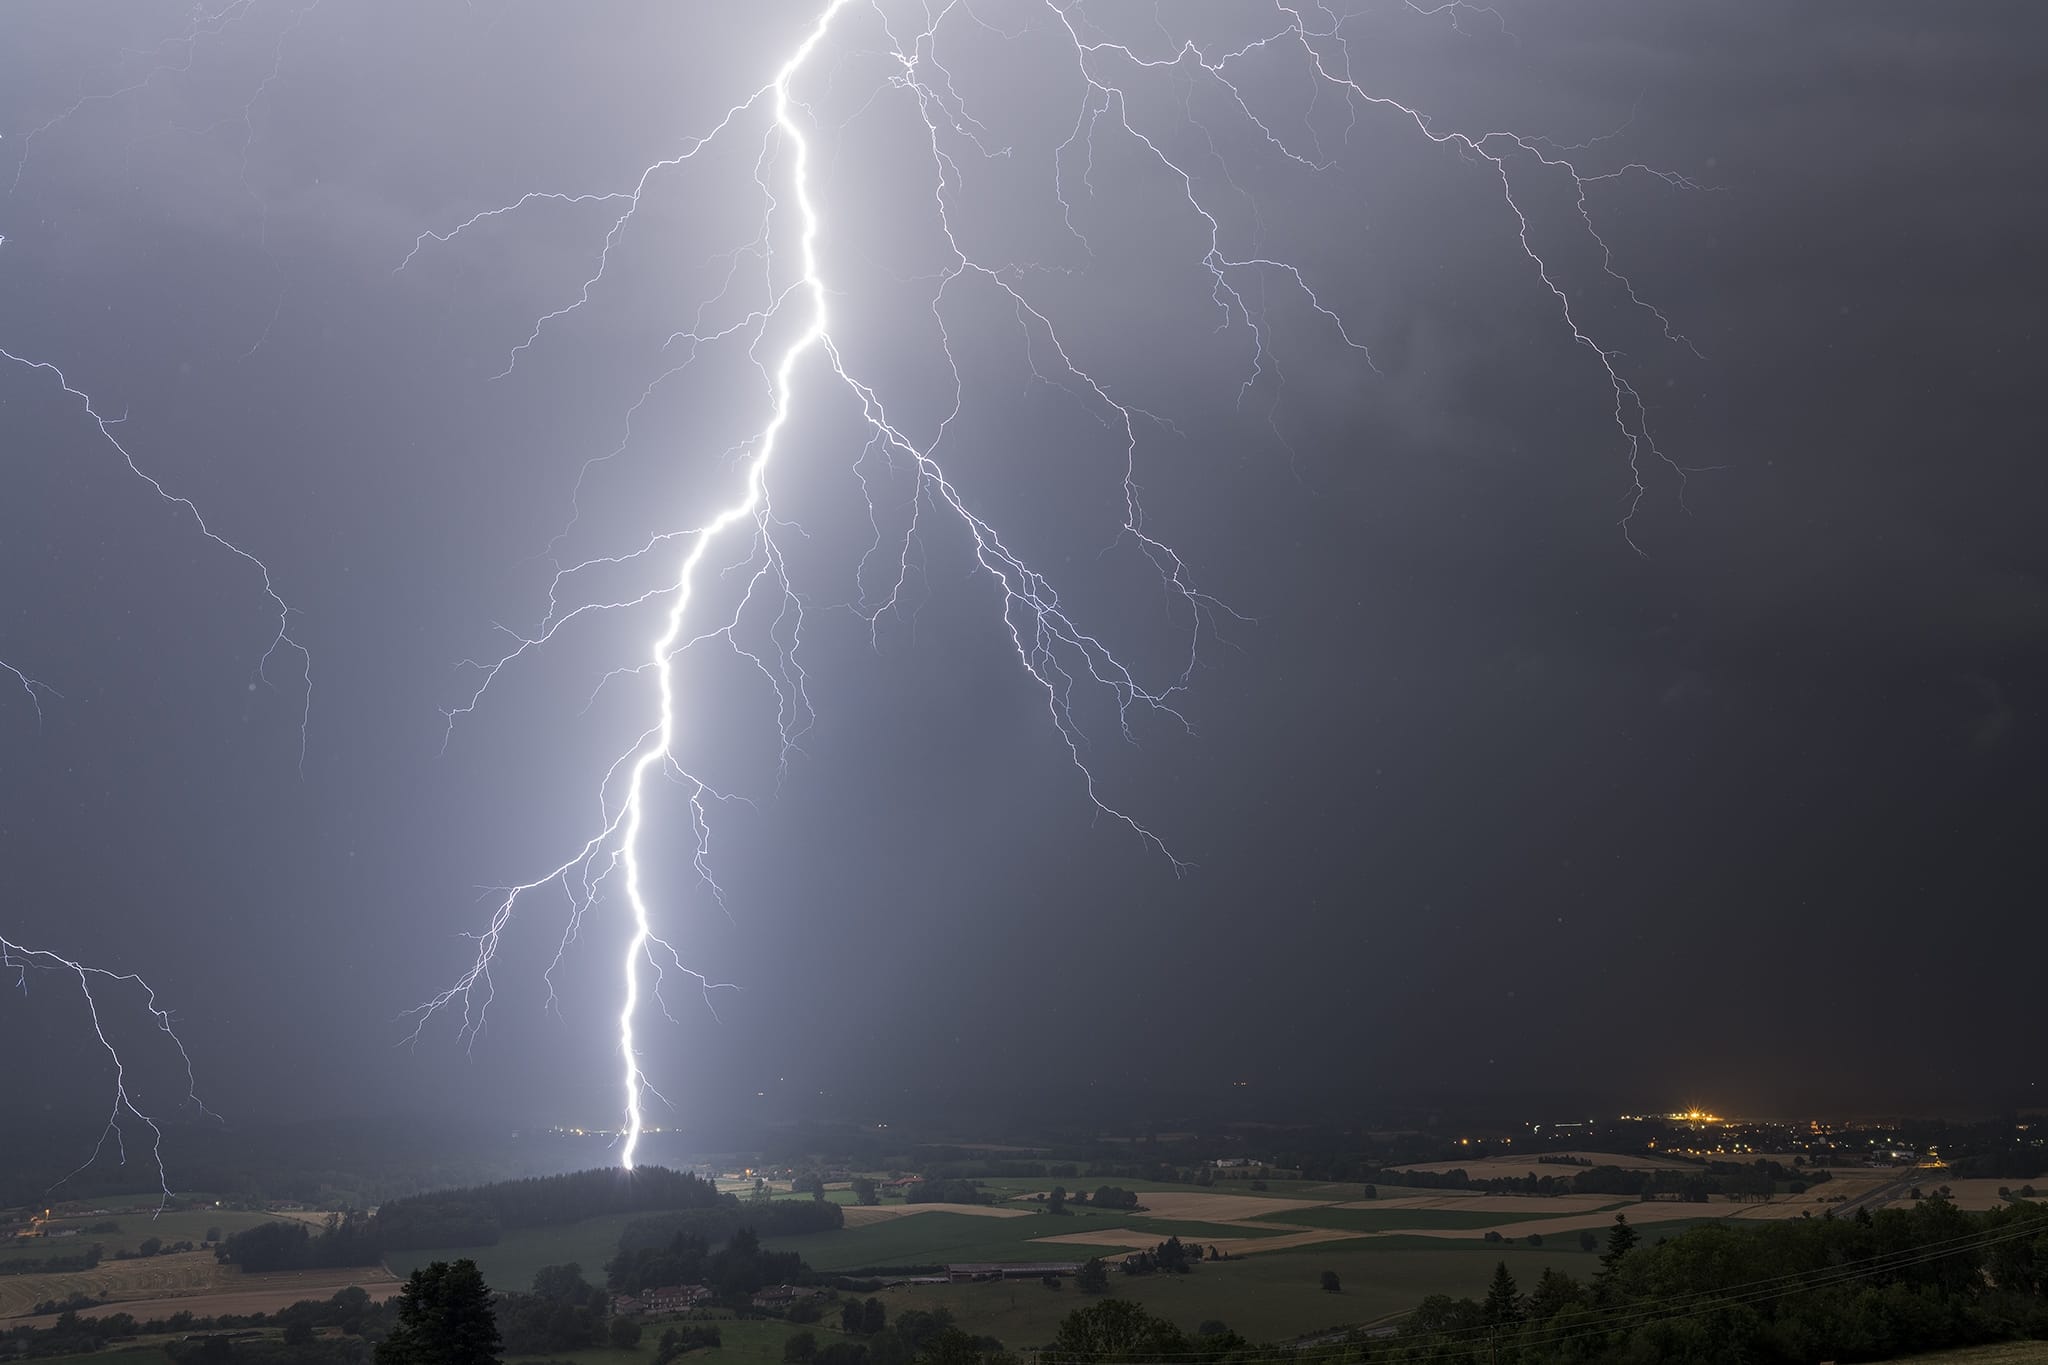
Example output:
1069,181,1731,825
374,1166,725,1249
216,1214,382,1273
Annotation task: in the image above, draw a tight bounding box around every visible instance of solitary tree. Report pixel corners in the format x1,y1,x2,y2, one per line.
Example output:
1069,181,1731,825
1483,1262,1521,1325
851,1178,880,1207
375,1259,501,1365
1076,1258,1110,1293
1601,1213,1639,1271
1319,1269,1341,1293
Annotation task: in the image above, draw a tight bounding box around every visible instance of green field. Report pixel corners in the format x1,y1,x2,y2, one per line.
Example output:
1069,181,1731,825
880,1239,1598,1346
22,1326,2048,1365
9,1208,280,1259
763,1212,1133,1272
383,1212,650,1292
961,1176,1208,1201
1116,1216,1291,1242
500,1318,828,1365
1247,1205,1591,1233
1885,1347,2048,1365
766,1204,1347,1274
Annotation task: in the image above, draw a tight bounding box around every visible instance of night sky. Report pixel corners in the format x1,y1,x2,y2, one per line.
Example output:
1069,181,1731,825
1,0,2042,1154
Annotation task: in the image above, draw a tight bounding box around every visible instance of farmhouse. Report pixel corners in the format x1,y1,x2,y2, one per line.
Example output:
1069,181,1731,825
618,1284,713,1315
946,1262,1080,1283
753,1284,824,1309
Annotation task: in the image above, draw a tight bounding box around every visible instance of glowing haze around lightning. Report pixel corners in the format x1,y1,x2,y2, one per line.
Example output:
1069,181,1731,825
403,1,1703,1167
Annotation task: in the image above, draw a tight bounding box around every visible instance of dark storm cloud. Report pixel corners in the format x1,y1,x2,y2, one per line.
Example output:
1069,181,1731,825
0,0,2042,1144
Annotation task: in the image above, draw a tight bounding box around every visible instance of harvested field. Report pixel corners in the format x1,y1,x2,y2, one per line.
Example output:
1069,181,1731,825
0,1250,235,1320
1391,1208,1708,1240
1030,1227,1178,1249
839,1203,1030,1227
1336,1195,1620,1215
262,1209,343,1229
1,1250,399,1323
1124,1192,1328,1223
20,1270,401,1328
1924,1179,2043,1212
1030,1226,1359,1257
1214,1228,1367,1254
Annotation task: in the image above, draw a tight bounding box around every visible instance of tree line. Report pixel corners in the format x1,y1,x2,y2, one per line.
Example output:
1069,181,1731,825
1378,1199,2048,1365
1367,1156,1826,1201
212,1165,830,1273
374,1166,724,1249
607,1226,806,1300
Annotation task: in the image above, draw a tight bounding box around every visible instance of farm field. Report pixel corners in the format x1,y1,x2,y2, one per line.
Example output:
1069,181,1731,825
0,1249,239,1320
503,1319,827,1365
1885,1346,2048,1365
1391,1151,1695,1179
765,1210,1147,1272
1922,1180,2045,1211
1129,1191,1333,1223
15,1265,401,1328
1343,1193,1622,1214
383,1212,651,1291
5,1208,278,1260
22,1316,823,1365
840,1201,1030,1226
880,1236,1599,1346
1248,1205,1582,1233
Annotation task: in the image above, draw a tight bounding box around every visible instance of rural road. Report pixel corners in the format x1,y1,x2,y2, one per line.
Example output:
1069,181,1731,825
1830,1169,1939,1218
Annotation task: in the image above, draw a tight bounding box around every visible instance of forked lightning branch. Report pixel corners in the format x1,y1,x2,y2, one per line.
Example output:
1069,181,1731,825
399,1,1700,1167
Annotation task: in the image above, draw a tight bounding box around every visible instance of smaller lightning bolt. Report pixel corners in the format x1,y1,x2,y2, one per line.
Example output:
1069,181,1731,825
0,348,312,761
8,1,265,196
1,933,211,1211
2,657,59,724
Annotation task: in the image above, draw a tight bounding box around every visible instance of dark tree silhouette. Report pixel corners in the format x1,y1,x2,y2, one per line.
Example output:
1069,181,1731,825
374,1259,501,1365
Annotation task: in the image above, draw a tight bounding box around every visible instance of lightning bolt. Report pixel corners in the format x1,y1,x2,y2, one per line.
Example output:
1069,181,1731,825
1,932,213,1211
0,349,294,1202
0,348,312,756
3,11,315,1196
405,1,1704,1165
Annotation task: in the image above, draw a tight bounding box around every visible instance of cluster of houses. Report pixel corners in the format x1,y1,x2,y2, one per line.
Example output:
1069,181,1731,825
609,1283,828,1317
610,1284,713,1317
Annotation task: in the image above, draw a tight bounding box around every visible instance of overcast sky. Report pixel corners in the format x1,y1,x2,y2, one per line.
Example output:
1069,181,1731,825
1,0,2043,1157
